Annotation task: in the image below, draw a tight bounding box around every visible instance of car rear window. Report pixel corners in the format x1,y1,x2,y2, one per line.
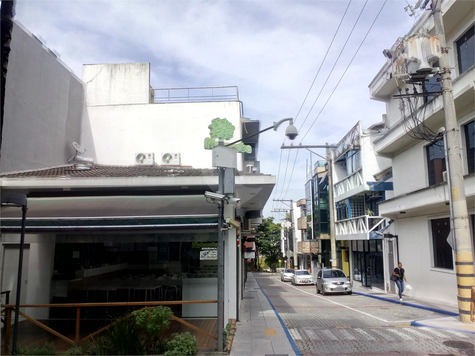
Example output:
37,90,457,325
323,269,346,278
285,269,294,273
295,270,310,275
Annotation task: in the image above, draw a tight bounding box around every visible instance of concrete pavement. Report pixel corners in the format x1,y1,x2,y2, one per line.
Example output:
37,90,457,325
229,272,300,356
229,272,474,356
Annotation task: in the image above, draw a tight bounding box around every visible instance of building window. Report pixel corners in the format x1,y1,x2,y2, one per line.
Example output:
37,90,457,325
457,25,474,74
426,139,446,186
430,218,453,269
346,150,361,175
464,120,474,174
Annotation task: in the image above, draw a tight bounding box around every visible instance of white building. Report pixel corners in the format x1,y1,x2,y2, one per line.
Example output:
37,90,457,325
331,121,393,288
0,20,274,348
368,0,474,309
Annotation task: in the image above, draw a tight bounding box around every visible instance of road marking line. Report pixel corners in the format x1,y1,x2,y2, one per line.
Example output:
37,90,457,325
337,328,356,340
303,328,317,339
419,327,448,338
286,284,389,322
321,329,338,341
402,327,431,339
288,328,302,341
353,328,376,340
384,328,414,340
371,328,397,341
444,329,471,338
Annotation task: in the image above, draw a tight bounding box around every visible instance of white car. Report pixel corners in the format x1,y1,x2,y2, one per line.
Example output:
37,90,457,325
316,268,352,295
291,270,314,285
280,269,294,282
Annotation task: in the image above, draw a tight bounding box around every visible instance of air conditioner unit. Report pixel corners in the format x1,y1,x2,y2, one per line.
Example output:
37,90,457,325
246,164,254,173
161,152,181,165
135,153,155,165
242,217,250,232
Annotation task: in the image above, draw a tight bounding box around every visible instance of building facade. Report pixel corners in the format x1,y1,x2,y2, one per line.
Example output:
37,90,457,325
368,0,474,306
331,121,393,289
0,20,274,339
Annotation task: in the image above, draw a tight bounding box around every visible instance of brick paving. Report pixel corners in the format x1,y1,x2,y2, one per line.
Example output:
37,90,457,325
255,274,475,356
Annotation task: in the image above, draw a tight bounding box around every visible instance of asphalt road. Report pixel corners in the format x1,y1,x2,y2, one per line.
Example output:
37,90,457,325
255,275,475,356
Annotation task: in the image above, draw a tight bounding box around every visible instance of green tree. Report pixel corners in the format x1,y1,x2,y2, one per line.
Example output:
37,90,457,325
255,217,283,272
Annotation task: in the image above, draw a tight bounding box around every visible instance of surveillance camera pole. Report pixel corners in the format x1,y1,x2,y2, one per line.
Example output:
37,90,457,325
432,0,474,322
216,167,225,352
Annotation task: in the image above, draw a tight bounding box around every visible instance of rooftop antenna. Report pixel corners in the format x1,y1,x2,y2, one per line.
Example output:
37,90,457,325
68,142,94,169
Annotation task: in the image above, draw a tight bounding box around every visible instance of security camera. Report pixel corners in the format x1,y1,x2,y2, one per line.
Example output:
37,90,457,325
204,191,226,200
226,218,241,229
229,197,241,204
383,49,393,59
285,120,298,141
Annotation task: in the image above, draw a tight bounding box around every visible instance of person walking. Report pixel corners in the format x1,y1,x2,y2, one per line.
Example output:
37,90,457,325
393,262,407,301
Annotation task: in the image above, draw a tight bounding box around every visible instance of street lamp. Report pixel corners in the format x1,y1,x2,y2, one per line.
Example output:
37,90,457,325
1,193,27,355
205,117,297,352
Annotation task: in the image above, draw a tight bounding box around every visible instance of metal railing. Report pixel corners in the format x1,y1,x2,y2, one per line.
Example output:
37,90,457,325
334,170,364,198
335,215,389,240
1,299,217,353
152,86,239,103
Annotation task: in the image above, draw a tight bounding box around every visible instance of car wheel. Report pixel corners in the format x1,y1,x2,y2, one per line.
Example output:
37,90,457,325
281,277,283,281
347,291,352,295
321,289,326,296
316,286,320,294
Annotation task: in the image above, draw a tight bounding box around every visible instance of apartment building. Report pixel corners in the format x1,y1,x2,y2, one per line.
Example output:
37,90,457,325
368,0,474,306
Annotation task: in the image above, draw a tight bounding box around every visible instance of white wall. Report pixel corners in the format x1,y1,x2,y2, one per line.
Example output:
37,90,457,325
1,233,55,319
394,216,457,306
1,22,86,173
83,63,150,106
83,63,243,170
86,101,242,169
391,142,427,197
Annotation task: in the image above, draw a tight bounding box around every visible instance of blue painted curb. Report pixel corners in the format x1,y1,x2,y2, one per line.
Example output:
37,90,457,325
410,320,475,334
255,278,302,356
353,291,459,316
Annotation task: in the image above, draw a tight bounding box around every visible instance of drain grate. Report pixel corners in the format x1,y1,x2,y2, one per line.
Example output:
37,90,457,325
443,340,474,349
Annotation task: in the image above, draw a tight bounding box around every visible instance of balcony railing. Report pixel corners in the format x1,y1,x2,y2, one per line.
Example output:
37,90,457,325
335,215,389,240
152,86,239,103
334,170,364,199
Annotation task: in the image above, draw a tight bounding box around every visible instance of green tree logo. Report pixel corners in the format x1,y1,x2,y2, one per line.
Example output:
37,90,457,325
204,117,252,153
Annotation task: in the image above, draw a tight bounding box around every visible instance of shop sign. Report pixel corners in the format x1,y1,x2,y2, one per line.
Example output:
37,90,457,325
200,248,217,260
244,251,255,259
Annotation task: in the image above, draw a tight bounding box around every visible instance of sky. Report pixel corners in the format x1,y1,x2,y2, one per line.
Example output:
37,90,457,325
12,0,422,220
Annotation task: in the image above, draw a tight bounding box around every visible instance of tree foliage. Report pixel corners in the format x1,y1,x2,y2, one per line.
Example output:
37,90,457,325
255,217,283,272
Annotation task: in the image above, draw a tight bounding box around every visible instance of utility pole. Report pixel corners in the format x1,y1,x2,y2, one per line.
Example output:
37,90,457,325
326,145,338,269
281,144,339,269
274,199,297,269
272,209,290,268
432,0,474,322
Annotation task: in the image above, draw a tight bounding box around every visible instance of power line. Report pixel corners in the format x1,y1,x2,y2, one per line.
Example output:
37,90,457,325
293,0,353,126
272,1,354,208
277,0,389,205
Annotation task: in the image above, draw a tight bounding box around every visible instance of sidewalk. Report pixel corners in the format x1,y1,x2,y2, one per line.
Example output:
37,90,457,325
229,272,475,356
229,273,300,356
352,283,475,334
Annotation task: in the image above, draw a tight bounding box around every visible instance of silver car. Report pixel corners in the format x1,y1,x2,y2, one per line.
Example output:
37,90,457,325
291,270,314,285
316,268,352,295
280,268,294,282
